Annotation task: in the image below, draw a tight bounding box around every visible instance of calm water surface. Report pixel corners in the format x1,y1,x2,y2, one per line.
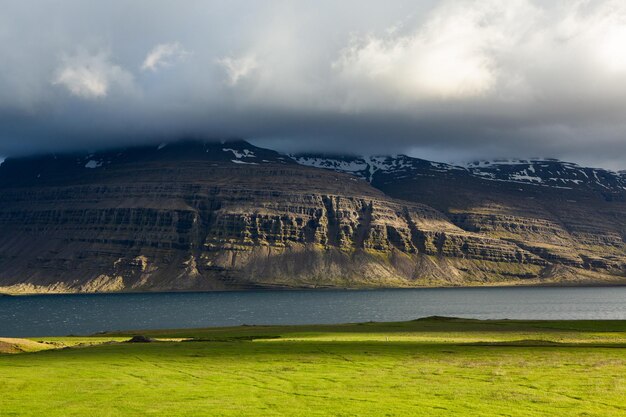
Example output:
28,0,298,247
1,286,625,337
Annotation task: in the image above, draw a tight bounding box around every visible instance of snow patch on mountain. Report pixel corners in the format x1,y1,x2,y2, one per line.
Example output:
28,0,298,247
509,172,543,183
293,156,368,172
223,148,256,159
231,159,258,165
84,160,103,169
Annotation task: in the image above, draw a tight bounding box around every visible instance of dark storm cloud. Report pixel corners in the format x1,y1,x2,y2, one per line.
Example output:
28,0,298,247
3,0,626,169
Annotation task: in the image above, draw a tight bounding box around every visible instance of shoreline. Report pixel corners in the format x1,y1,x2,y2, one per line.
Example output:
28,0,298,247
2,279,626,297
3,315,626,341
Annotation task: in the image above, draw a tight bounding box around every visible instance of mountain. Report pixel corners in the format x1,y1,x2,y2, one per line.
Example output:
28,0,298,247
1,140,625,293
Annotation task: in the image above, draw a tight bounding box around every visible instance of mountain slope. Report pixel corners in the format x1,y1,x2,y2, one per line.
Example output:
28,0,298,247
0,141,625,293
293,153,626,279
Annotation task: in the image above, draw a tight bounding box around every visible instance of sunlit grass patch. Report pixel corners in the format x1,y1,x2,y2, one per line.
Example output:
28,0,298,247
1,318,625,416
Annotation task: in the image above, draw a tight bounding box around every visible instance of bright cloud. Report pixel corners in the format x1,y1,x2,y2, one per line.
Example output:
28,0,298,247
333,0,538,100
217,55,258,86
597,26,626,72
52,50,133,99
141,42,188,72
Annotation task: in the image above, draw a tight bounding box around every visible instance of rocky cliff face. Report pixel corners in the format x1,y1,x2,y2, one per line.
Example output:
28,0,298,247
0,140,625,293
294,152,626,283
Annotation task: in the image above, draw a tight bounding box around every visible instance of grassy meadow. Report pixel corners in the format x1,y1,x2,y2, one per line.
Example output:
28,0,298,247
1,317,625,416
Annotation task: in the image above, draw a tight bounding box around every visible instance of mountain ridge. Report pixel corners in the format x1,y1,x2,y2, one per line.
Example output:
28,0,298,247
291,153,626,194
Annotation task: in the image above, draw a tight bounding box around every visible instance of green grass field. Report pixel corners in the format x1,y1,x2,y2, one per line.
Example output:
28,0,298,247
1,317,625,416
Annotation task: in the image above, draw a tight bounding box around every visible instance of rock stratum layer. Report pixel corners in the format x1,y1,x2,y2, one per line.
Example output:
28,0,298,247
1,140,625,293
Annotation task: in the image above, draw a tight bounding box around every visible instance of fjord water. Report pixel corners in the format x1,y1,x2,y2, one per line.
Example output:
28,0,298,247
1,286,625,337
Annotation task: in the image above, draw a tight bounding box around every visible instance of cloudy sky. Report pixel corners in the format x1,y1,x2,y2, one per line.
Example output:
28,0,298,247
3,0,626,168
